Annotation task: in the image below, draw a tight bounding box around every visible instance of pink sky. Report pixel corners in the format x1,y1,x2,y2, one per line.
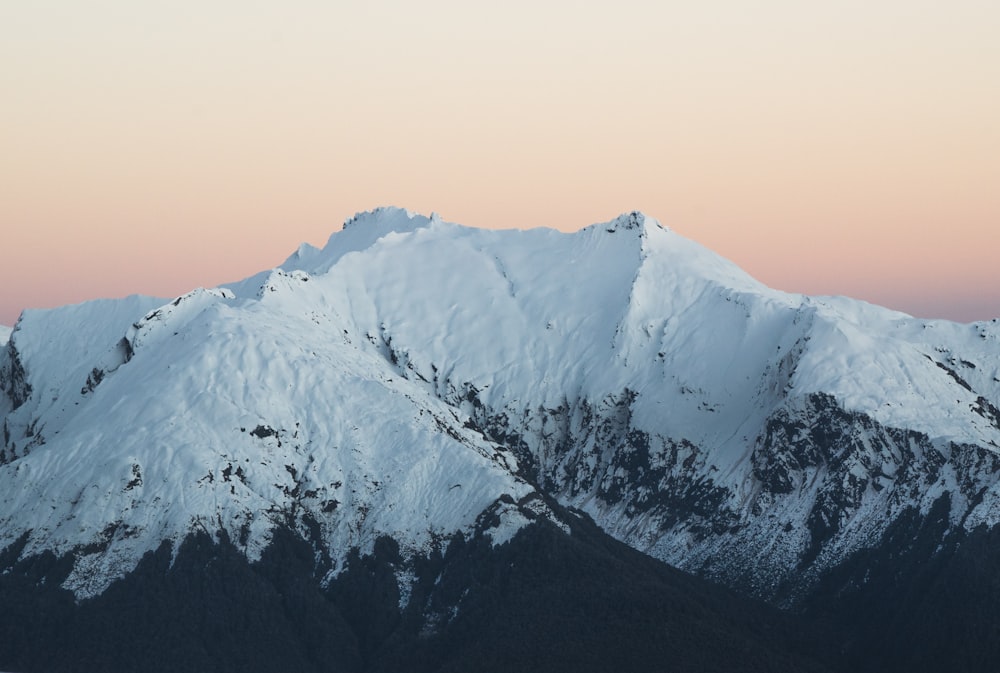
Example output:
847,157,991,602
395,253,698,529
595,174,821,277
2,2,998,327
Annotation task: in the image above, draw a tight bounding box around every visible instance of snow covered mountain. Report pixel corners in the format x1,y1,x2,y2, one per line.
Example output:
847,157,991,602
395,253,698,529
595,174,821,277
2,207,999,672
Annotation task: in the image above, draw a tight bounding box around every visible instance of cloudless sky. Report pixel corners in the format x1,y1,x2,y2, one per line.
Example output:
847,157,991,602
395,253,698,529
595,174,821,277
2,1,998,326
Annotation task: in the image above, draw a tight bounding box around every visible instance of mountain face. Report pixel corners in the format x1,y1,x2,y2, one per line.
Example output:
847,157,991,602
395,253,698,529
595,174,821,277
2,207,999,672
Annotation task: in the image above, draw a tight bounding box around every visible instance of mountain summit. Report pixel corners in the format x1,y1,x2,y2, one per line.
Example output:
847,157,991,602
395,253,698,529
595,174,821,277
2,208,999,672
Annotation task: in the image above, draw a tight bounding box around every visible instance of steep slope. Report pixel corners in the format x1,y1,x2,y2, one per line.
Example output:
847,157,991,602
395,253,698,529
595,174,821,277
0,324,13,419
0,286,541,599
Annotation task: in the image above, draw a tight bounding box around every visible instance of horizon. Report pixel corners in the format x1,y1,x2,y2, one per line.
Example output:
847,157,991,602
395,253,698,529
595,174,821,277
3,2,998,326
1,206,996,327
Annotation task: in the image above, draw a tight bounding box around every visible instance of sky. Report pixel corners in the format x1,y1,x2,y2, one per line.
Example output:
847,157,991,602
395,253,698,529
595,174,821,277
2,1,998,327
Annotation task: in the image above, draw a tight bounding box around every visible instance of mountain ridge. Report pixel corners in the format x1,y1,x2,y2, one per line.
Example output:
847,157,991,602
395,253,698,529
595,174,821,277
2,207,1000,671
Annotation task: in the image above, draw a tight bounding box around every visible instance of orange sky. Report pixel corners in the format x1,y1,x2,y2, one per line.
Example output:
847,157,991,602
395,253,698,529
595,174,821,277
2,1,998,326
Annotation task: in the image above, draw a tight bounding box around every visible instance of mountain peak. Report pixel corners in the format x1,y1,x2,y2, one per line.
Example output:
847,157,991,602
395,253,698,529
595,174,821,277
341,206,431,233
602,210,668,235
266,207,438,280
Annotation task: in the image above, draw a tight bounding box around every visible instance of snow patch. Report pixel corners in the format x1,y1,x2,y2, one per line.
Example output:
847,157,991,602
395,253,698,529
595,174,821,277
484,501,532,547
396,566,417,611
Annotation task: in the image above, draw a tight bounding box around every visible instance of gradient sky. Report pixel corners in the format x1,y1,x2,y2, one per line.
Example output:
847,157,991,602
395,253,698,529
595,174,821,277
2,1,998,327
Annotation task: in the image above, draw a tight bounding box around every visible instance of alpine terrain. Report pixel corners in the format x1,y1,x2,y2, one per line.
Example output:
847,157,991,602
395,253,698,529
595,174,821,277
2,208,998,672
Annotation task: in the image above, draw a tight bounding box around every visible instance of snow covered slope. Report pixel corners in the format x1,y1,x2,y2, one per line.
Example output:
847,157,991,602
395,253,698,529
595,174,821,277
0,293,540,598
2,207,999,603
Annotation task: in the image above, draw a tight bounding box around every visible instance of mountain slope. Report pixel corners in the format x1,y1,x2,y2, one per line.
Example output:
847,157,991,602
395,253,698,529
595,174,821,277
0,512,838,673
1,285,539,599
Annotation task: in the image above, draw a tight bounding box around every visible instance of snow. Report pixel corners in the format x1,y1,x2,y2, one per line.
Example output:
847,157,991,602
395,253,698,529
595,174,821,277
1,206,998,598
0,253,539,595
484,501,532,547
